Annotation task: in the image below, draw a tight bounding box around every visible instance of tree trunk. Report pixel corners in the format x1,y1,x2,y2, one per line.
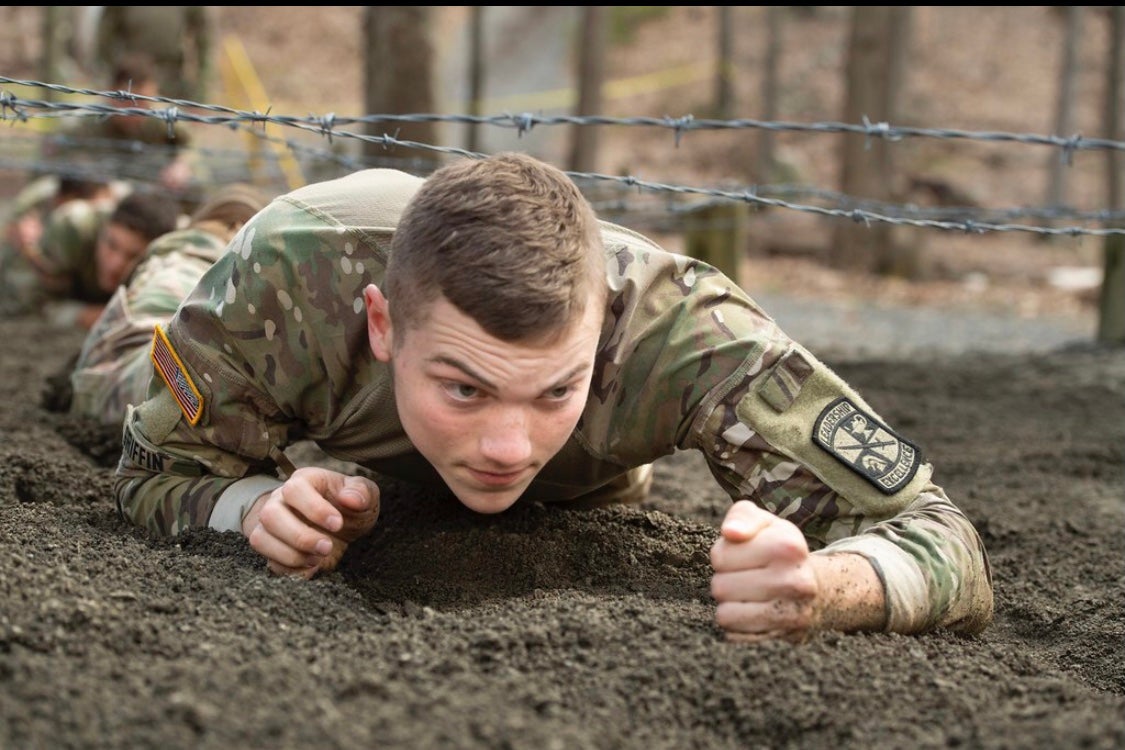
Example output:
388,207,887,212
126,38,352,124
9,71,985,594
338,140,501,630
465,6,485,153
831,6,916,277
568,6,606,173
363,7,438,161
714,6,734,119
1045,6,1084,216
1099,6,1125,344
40,7,64,99
757,6,782,180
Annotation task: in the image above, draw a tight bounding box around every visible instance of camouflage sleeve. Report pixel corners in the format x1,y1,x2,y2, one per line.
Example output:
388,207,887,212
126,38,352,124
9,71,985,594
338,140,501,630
38,201,106,300
112,219,306,535
111,174,407,535
37,208,85,288
692,340,994,634
69,287,162,427
594,233,992,634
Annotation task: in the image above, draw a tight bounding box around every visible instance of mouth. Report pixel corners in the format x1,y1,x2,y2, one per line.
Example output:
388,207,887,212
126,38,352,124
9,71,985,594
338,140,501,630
466,467,529,489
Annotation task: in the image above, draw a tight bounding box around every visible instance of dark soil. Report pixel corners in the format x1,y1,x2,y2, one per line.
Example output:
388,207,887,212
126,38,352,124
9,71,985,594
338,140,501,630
2,6,1124,748
1,312,1123,750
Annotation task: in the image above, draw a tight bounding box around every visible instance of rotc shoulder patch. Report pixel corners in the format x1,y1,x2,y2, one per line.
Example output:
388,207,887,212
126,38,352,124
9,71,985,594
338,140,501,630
150,325,204,425
812,397,921,495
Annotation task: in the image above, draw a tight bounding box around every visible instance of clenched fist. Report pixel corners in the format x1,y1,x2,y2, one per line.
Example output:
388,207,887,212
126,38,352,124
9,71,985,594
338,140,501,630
710,500,887,642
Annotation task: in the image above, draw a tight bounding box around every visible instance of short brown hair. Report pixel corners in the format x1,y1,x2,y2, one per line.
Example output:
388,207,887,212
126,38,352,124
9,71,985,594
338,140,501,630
385,152,605,343
109,191,181,244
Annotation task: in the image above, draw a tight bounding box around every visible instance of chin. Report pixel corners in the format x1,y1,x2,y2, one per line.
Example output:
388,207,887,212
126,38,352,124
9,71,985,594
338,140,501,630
454,490,523,515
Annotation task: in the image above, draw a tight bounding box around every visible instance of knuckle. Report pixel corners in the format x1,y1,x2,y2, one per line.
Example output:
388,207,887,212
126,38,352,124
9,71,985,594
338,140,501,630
294,528,324,553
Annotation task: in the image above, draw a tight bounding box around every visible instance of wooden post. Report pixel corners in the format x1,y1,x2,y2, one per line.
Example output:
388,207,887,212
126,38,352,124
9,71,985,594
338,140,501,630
683,202,751,287
1099,7,1125,344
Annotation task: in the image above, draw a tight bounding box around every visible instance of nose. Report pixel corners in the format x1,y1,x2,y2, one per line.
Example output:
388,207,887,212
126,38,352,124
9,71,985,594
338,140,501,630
477,406,532,468
102,253,127,287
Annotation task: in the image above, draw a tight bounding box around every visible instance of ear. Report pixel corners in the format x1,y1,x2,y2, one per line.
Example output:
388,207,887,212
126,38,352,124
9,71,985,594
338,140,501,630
364,284,394,362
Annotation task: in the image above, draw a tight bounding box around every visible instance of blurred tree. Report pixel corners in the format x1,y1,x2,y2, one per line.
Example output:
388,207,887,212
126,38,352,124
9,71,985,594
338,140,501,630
94,6,215,102
831,6,917,277
39,7,66,101
363,6,438,160
465,6,485,154
1099,7,1125,344
569,6,607,173
714,6,734,119
1045,6,1083,218
756,6,783,181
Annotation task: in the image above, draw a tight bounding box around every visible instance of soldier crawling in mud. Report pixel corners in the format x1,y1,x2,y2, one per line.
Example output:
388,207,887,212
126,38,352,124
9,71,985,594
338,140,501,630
113,152,994,642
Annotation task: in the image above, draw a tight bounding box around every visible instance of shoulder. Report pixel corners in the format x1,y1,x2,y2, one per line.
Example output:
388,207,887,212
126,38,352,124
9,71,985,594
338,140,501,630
146,227,226,262
283,168,426,229
597,219,734,304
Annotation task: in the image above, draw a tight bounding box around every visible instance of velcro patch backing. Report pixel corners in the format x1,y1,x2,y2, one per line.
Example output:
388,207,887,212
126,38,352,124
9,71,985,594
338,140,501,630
812,397,921,495
150,325,204,425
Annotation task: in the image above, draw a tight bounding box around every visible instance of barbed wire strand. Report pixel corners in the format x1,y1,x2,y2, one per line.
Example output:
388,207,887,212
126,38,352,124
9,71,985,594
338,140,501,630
3,77,1124,238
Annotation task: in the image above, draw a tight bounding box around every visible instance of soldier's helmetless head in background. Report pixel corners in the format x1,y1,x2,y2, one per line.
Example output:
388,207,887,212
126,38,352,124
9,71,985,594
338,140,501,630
95,191,181,292
108,52,161,137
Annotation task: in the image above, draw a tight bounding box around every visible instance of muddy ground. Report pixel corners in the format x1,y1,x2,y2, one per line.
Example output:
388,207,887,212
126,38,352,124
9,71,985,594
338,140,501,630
0,309,1122,750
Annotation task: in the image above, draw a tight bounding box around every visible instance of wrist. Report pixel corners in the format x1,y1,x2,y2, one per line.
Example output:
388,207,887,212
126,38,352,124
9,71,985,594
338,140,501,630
809,551,887,633
240,493,270,538
207,475,283,533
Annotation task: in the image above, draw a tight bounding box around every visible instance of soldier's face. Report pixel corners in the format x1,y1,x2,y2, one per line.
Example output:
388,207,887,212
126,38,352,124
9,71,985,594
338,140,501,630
365,285,601,514
95,222,150,292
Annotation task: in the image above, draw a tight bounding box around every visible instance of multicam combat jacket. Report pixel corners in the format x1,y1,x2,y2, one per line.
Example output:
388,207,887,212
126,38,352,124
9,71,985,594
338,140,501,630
115,167,994,634
70,225,228,426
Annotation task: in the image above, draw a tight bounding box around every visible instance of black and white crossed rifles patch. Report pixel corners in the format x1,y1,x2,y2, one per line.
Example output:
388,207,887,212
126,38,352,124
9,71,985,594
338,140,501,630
812,397,921,495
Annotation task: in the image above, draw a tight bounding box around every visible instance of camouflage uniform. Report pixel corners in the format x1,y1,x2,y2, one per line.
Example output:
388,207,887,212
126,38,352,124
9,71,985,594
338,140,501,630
70,226,227,427
12,195,117,327
0,176,59,317
115,167,994,634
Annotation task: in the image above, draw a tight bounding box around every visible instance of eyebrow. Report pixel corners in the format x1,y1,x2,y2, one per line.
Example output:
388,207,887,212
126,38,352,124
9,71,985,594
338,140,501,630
429,354,589,392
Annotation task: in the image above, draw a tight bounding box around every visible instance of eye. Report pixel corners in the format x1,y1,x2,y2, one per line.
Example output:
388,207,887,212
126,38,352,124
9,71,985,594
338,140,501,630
443,381,480,401
543,384,572,401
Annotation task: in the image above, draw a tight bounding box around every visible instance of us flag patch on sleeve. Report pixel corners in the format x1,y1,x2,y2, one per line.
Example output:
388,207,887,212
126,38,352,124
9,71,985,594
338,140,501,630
150,325,204,425
812,397,921,494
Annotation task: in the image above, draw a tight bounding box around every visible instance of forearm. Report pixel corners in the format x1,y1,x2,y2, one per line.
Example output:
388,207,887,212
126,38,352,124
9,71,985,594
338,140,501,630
809,550,886,633
821,485,994,634
113,468,239,536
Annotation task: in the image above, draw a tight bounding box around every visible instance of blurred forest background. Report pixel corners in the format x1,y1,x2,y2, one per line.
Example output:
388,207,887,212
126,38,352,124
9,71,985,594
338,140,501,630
1,6,1122,343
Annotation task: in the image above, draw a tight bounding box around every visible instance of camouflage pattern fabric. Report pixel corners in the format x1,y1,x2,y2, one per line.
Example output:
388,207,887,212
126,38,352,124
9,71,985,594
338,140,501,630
2,196,116,326
115,167,993,634
37,197,114,303
0,176,60,317
70,226,228,427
